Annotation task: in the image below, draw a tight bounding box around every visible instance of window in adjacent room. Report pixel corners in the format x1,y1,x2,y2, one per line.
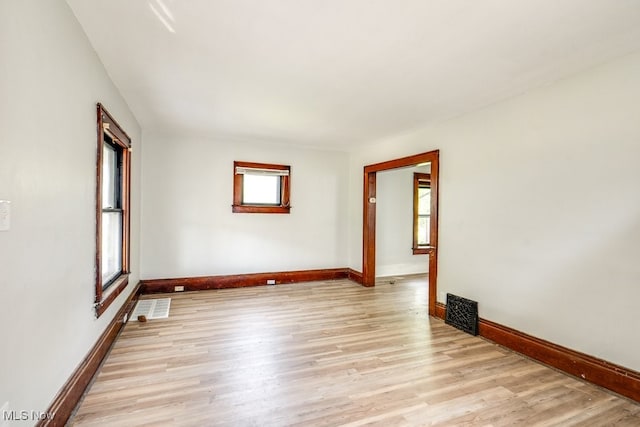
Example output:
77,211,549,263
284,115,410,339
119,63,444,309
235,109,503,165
233,161,290,214
413,172,431,254
95,103,131,317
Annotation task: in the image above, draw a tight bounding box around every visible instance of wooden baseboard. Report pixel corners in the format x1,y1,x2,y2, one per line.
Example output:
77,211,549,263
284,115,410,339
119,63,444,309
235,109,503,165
434,302,640,403
38,282,141,427
141,268,350,293
479,318,640,402
435,301,446,319
347,268,363,284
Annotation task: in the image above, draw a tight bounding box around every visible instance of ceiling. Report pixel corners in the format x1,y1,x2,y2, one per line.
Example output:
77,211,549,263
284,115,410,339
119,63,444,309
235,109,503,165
66,0,640,150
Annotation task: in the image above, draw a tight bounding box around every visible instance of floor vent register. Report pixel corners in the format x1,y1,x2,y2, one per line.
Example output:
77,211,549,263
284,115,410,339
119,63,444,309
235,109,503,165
129,298,171,322
445,293,479,335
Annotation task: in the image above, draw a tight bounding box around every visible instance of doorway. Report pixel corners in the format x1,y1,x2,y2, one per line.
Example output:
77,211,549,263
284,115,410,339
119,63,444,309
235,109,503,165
362,150,439,316
375,165,431,278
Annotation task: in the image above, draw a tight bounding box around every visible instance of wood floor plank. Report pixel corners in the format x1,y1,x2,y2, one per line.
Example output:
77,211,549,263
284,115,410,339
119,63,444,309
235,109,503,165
70,277,640,426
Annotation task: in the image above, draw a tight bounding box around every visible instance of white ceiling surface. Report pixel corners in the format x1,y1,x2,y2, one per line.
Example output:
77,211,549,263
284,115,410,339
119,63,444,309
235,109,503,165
66,0,640,149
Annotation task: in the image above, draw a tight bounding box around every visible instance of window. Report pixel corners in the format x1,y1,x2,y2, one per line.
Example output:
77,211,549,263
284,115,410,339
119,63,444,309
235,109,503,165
413,172,431,254
95,103,131,317
233,161,291,214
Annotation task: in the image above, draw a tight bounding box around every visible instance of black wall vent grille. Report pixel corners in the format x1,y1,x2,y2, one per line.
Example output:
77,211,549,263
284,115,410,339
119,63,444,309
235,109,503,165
445,293,479,336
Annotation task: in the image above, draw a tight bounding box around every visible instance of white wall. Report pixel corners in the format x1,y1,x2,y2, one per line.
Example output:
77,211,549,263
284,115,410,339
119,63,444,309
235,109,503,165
141,134,348,278
375,167,429,277
0,0,142,422
348,51,640,371
2,3,638,419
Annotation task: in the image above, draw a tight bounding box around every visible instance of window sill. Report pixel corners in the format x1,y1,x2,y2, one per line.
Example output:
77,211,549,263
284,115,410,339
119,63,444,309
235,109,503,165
412,247,430,255
95,274,129,317
232,205,290,214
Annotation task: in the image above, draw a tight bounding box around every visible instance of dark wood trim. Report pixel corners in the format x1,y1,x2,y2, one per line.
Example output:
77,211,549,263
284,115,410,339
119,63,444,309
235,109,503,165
231,205,291,214
434,301,446,319
95,106,104,305
95,276,129,317
232,160,291,214
434,303,640,402
233,161,244,210
412,248,430,255
412,172,431,254
364,152,437,174
233,160,289,171
122,141,131,274
415,174,431,184
347,268,363,284
95,104,132,317
362,150,440,315
142,268,349,293
38,282,141,427
281,164,291,208
97,103,132,147
362,172,376,287
479,319,640,402
428,153,439,315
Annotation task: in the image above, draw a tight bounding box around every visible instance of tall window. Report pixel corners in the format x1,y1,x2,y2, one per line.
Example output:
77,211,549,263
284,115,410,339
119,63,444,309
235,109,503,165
413,173,431,254
95,104,131,317
232,161,291,214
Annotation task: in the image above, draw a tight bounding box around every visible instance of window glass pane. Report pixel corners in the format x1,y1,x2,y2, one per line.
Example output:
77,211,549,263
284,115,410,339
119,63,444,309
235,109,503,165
243,174,281,205
102,211,122,286
102,144,117,209
418,215,430,245
418,187,430,215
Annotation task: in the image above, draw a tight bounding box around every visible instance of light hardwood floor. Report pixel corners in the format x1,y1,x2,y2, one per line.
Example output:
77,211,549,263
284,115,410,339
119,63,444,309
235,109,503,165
71,277,640,426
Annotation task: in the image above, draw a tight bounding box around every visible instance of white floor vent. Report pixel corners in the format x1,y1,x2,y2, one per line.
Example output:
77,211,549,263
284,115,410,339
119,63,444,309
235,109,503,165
129,298,171,322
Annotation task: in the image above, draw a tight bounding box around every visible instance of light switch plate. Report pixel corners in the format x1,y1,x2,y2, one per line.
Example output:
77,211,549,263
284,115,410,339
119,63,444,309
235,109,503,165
0,200,10,231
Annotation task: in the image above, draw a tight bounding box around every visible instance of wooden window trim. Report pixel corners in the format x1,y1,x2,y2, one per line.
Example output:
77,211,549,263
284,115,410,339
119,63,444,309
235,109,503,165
413,172,431,255
232,161,291,214
95,103,131,317
362,150,440,317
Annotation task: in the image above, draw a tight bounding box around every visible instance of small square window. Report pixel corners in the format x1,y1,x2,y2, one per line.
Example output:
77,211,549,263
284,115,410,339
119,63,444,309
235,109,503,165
233,161,291,214
243,174,281,205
